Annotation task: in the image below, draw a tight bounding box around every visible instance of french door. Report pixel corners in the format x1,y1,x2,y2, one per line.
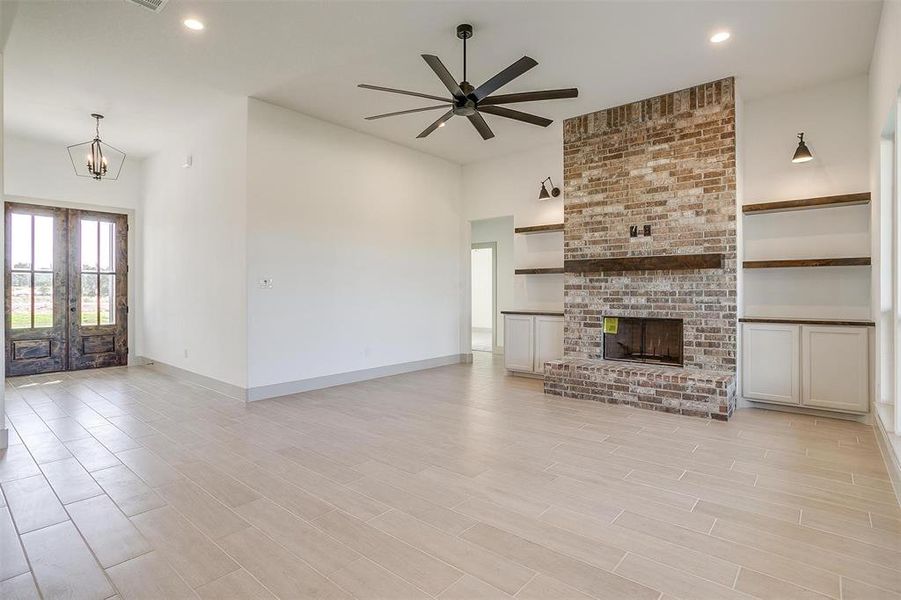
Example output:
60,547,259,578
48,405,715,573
5,202,128,376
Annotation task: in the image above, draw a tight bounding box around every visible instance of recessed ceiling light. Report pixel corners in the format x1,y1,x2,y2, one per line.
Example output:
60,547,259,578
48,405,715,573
438,122,446,128
710,31,731,44
183,18,204,31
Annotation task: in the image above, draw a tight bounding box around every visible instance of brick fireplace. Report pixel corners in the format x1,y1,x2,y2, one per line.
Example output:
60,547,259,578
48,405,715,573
544,77,737,420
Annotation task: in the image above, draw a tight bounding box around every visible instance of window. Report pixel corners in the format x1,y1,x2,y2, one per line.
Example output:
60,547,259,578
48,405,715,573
81,219,116,326
10,213,54,329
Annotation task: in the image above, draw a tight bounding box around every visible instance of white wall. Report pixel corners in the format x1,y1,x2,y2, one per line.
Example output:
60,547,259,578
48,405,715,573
4,134,143,209
470,247,493,329
471,216,514,348
741,75,871,321
744,75,869,202
245,99,462,390
869,0,901,430
141,99,248,388
462,145,564,313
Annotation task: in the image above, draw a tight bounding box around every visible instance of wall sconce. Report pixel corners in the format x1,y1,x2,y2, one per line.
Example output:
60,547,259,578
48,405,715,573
792,132,813,163
538,177,561,200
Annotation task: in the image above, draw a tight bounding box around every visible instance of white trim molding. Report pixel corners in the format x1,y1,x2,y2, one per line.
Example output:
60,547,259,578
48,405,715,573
136,357,246,401
137,353,471,403
875,403,901,507
247,353,470,401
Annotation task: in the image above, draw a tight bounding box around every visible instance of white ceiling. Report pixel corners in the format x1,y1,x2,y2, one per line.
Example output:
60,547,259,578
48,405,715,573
2,0,883,164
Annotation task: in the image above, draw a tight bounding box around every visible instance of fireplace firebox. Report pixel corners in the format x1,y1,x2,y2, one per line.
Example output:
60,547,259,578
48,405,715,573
603,317,683,366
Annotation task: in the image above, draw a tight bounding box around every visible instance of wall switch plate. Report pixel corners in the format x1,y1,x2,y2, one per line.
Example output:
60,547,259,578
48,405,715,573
629,225,638,238
643,224,652,236
258,278,274,289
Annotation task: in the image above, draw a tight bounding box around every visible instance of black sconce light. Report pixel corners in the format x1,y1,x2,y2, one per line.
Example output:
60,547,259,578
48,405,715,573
538,177,561,200
792,132,813,164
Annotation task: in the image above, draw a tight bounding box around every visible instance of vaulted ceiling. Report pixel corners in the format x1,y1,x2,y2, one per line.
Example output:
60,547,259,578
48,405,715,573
2,1,883,164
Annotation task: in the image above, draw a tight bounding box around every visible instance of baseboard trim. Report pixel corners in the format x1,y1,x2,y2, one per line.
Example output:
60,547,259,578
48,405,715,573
137,357,247,401
874,407,901,508
741,398,871,424
247,353,470,402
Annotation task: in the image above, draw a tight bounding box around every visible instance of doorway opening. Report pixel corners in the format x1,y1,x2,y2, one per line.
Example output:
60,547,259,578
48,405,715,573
471,242,496,352
5,202,128,376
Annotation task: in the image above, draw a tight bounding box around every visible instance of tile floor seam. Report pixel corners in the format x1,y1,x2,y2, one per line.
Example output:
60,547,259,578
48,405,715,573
8,424,120,599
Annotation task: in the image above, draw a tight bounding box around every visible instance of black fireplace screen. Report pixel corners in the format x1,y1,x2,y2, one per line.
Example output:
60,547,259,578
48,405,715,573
602,317,683,366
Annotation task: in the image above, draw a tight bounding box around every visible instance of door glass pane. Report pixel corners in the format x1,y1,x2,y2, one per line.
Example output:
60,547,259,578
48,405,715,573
81,274,98,325
81,219,98,272
11,272,32,329
99,274,115,325
99,221,114,272
33,272,54,328
11,213,32,270
33,216,54,271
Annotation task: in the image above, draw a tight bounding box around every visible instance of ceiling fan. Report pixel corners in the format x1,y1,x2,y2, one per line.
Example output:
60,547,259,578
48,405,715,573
358,24,578,140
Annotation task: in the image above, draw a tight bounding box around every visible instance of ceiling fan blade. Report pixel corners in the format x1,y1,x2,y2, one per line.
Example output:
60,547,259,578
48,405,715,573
471,56,538,102
358,84,452,103
417,109,455,138
467,112,495,140
421,55,464,98
365,105,449,120
478,105,552,127
479,88,579,106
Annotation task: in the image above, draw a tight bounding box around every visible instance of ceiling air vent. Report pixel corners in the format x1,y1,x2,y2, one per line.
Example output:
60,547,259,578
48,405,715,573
124,0,168,13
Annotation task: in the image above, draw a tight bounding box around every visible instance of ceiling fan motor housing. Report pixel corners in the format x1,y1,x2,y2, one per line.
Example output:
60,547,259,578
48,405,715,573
454,81,477,115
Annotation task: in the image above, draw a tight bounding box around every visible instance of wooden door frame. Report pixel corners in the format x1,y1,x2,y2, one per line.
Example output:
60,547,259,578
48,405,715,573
4,196,137,370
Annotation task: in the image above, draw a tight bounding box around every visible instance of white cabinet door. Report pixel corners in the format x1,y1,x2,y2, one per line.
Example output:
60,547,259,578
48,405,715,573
742,323,800,405
801,326,869,413
534,316,564,374
503,315,535,373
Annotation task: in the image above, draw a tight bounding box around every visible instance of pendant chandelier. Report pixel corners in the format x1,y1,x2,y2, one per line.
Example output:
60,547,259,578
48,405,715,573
67,114,126,181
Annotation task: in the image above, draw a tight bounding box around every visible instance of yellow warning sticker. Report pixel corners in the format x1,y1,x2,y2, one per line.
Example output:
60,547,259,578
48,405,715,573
603,317,619,334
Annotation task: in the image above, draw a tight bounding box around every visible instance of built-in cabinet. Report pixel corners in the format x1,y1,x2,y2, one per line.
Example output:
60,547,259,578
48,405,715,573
740,192,872,415
503,313,563,376
742,322,869,413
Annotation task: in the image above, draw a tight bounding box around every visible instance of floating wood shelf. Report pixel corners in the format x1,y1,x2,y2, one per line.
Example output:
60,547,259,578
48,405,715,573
514,267,565,275
743,192,870,215
739,317,875,327
565,253,723,273
514,223,564,234
743,257,870,269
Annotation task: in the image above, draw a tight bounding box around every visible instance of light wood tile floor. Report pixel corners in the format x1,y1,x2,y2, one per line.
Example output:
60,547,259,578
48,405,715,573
2,353,900,600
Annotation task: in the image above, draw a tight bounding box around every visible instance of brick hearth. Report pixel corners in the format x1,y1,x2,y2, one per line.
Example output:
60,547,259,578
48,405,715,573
545,77,737,420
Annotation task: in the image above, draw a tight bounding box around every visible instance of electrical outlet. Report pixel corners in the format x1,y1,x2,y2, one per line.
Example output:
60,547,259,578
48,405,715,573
184,349,189,358
643,224,652,236
258,278,274,289
629,225,638,238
